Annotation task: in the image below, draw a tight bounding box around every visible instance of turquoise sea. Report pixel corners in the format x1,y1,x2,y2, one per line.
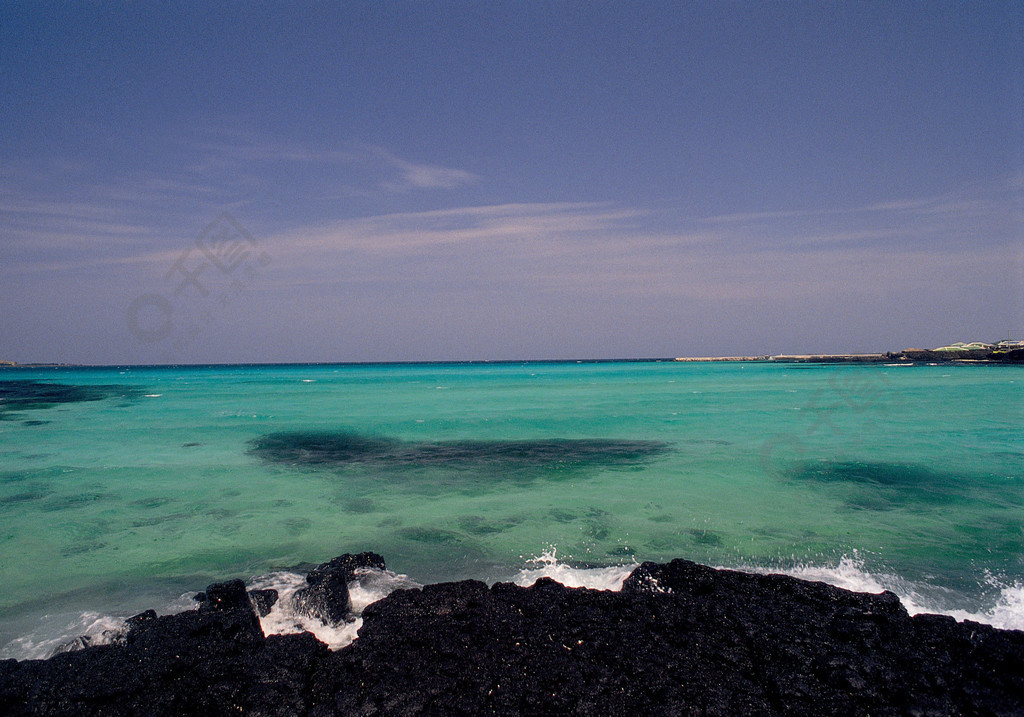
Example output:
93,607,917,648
1,361,1022,657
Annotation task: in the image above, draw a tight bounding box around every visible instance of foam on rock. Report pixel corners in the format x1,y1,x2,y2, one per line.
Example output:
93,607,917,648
1,554,1022,715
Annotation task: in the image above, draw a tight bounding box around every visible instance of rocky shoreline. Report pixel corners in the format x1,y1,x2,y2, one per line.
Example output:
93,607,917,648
2,554,1022,716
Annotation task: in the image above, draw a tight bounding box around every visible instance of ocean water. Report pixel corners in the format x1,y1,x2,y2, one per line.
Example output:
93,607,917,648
1,360,1022,658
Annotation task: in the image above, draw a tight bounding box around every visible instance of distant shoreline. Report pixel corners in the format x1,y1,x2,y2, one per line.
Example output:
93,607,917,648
2,345,1023,368
675,346,1024,364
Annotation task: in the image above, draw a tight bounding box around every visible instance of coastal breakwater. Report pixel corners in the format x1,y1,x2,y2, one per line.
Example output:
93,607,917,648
2,553,1022,715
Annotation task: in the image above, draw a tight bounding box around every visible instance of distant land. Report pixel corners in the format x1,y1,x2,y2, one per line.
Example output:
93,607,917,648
675,340,1024,364
1,341,1023,367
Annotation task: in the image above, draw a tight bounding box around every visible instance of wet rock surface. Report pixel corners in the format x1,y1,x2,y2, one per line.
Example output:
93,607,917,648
293,552,385,624
1,555,1022,716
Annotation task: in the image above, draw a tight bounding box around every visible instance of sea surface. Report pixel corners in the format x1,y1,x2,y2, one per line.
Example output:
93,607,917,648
1,360,1022,658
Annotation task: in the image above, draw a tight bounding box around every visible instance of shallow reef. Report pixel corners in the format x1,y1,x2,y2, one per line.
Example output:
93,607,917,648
249,431,672,469
0,381,142,418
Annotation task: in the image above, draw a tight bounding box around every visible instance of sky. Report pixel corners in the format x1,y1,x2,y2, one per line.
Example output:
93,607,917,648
1,1,1022,364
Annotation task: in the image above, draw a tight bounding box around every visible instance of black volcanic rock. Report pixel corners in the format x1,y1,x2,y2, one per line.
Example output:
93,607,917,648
196,582,280,618
305,552,387,584
196,578,252,613
1,556,1022,716
293,552,386,624
248,589,279,618
996,347,1024,362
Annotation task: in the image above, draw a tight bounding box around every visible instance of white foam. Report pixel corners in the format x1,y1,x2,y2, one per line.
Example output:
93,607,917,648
251,567,421,651
512,549,1024,633
1,612,128,661
753,553,892,595
514,548,637,591
941,583,1024,631
0,588,201,661
0,568,422,661
4,556,1020,662
741,554,939,617
745,554,1024,632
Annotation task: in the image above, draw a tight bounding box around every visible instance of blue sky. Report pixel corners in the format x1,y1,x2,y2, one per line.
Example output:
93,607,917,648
1,2,1021,363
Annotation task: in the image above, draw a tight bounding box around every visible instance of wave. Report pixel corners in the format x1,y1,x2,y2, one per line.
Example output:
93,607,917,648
751,554,1024,632
250,567,421,650
513,548,638,591
4,551,1021,663
0,592,196,661
1,612,128,661
512,549,1024,633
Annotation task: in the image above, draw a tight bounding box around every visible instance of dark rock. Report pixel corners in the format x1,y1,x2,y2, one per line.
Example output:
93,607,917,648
50,636,91,654
306,552,387,583
125,608,157,630
248,588,279,617
292,577,349,626
197,578,251,613
293,552,386,624
1,555,1022,716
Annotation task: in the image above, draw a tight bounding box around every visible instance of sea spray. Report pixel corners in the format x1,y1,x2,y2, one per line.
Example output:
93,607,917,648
515,548,637,591
744,553,1024,632
4,550,1023,663
1,612,128,661
516,548,1024,633
251,567,421,650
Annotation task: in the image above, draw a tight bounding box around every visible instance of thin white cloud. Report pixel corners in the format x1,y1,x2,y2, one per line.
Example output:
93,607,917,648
370,147,479,190
696,208,825,225
179,132,480,193
3,165,1017,325
700,176,1020,231
263,202,645,258
182,138,356,166
243,193,1011,307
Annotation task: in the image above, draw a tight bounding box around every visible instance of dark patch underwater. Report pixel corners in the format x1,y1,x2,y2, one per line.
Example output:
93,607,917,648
783,459,998,511
789,460,947,488
0,380,144,416
247,431,671,476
